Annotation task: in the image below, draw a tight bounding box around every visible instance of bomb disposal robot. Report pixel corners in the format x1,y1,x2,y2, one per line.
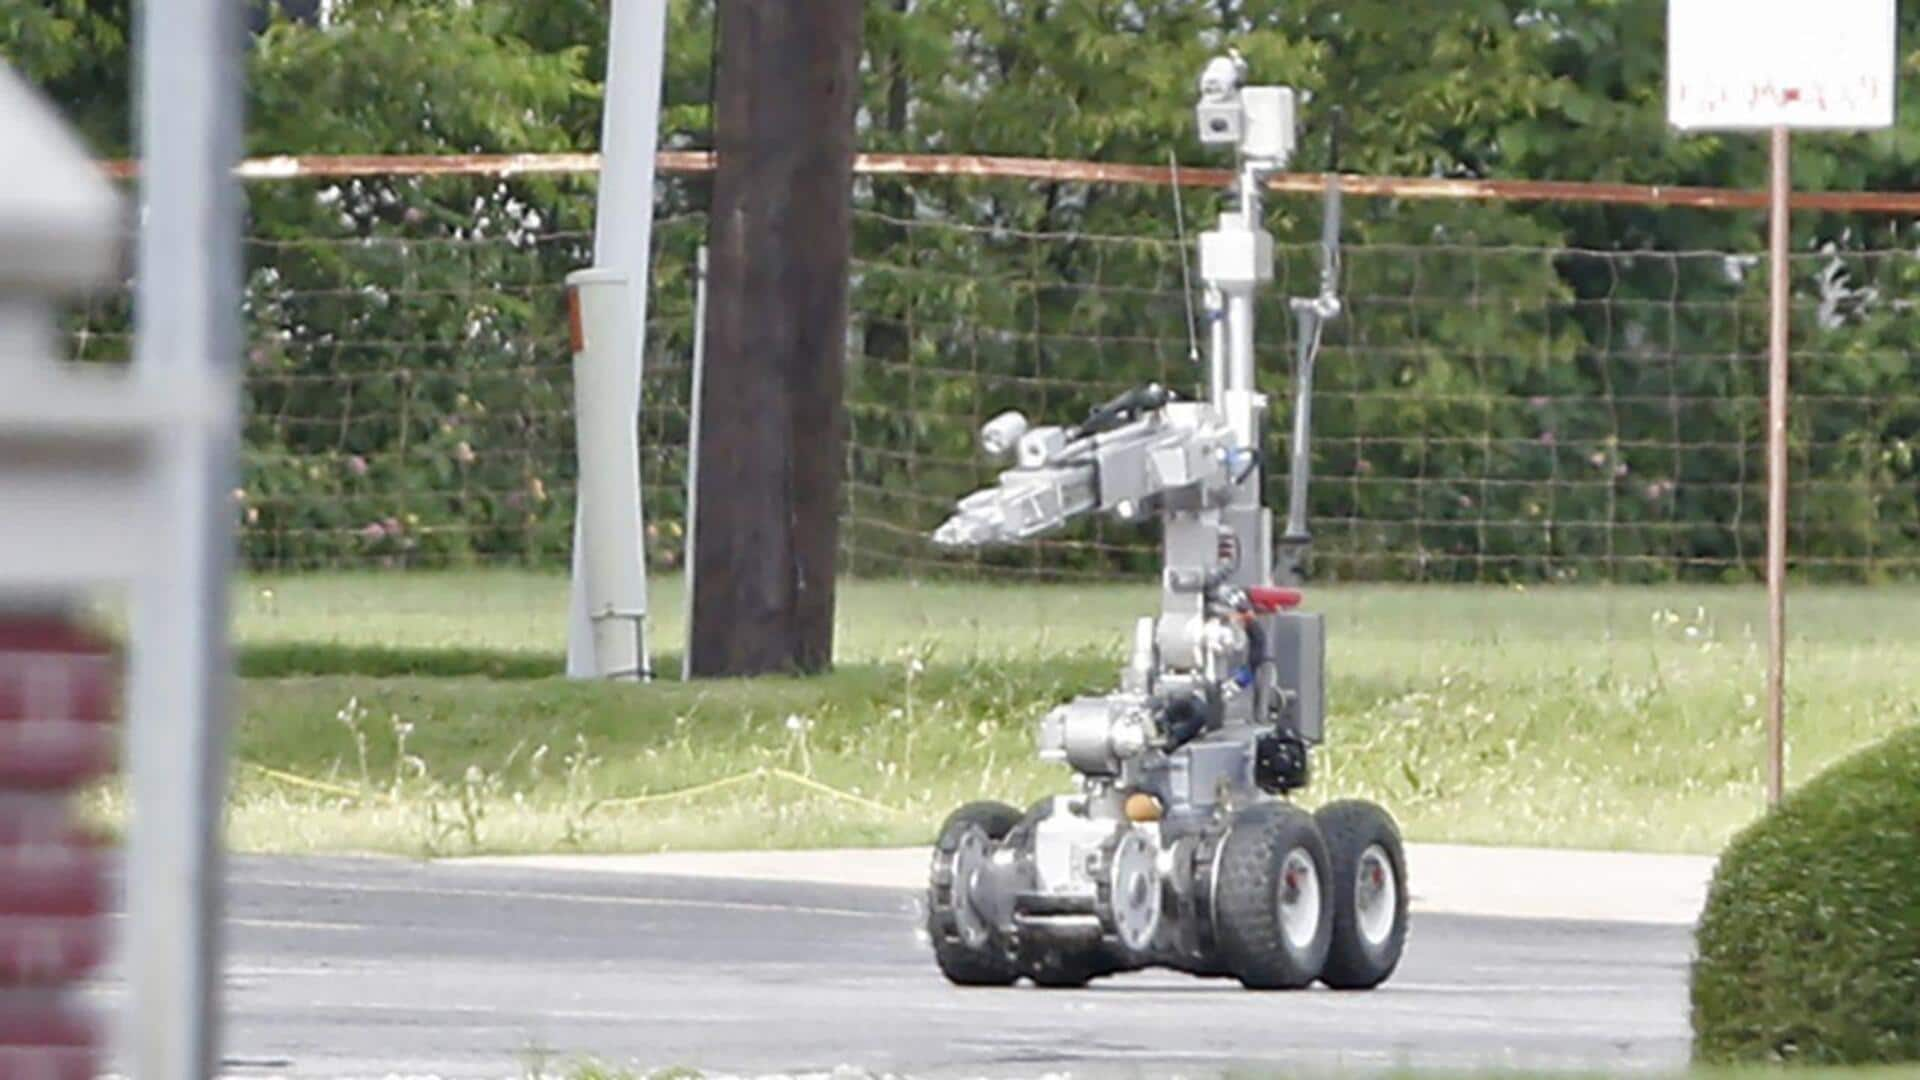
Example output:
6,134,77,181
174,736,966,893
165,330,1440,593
924,54,1408,990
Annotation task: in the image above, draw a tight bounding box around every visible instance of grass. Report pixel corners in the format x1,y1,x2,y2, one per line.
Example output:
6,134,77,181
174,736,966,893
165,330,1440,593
195,571,1920,858
229,570,1151,670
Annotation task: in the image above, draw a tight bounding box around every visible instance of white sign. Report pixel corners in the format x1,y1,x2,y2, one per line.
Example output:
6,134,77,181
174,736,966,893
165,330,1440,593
1669,0,1897,131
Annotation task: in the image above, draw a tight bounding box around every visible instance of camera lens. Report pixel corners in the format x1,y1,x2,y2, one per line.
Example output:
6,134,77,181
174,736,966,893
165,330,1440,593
1209,118,1229,133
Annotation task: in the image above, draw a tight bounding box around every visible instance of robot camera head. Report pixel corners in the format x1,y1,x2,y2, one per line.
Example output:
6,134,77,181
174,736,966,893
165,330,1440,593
1197,53,1247,101
1195,54,1249,146
1195,52,1297,165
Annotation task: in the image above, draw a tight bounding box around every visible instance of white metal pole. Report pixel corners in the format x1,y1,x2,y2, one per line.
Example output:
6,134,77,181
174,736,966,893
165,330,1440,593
127,0,243,1074
681,245,708,681
1222,167,1262,396
570,270,648,680
1766,124,1790,807
567,0,670,679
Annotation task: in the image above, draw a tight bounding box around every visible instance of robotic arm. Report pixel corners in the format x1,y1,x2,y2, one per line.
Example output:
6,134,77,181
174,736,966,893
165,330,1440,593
931,385,1251,549
933,50,1338,562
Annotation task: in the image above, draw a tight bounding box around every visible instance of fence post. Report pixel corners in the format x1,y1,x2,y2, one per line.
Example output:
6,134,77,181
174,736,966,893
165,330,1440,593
1765,124,1790,807
682,245,709,682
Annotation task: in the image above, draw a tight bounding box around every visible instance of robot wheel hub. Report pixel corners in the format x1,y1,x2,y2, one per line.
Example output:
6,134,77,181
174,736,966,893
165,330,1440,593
1354,843,1398,948
949,826,995,949
1276,847,1322,951
1104,829,1160,952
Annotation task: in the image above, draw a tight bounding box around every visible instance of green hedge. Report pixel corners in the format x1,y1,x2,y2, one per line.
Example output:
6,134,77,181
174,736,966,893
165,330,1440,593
1692,725,1920,1065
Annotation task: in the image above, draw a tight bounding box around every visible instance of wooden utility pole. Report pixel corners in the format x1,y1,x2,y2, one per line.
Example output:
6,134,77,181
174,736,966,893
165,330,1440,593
689,0,862,677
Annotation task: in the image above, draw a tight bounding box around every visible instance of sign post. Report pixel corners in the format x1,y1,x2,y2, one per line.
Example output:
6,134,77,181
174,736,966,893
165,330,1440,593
1668,0,1897,806
1765,123,1789,808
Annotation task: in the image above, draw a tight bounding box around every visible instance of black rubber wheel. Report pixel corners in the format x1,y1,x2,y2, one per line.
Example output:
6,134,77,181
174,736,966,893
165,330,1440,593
927,801,1023,986
1022,935,1124,988
1315,799,1409,990
1025,950,1101,988
1212,803,1334,990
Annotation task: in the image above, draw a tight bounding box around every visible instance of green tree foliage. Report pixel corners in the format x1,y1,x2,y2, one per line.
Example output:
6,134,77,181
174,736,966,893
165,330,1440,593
244,2,601,567
12,0,1920,577
1,0,132,152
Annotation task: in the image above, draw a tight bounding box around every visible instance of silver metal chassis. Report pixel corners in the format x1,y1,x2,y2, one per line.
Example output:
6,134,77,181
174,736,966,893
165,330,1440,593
930,53,1341,973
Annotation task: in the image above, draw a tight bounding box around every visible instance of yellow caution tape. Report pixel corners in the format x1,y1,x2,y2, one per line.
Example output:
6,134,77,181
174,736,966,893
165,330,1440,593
240,760,910,817
240,761,391,803
766,768,908,816
595,767,769,808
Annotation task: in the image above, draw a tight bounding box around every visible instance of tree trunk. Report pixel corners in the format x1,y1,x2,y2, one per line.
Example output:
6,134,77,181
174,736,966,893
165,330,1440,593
688,0,861,677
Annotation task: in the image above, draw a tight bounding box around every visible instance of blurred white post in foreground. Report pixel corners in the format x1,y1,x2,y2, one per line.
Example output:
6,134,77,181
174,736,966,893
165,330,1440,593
0,52,126,1080
127,0,245,1074
566,0,669,680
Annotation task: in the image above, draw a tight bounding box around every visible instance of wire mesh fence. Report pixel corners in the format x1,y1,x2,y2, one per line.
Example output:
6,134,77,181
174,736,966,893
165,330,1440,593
72,175,704,573
64,162,1920,584
847,221,1920,584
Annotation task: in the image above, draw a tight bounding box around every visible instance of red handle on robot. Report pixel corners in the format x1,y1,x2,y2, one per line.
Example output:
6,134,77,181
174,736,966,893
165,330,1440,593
1246,586,1304,613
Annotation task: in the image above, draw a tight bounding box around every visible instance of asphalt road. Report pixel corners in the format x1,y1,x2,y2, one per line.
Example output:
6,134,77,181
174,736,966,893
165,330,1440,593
121,855,1692,1078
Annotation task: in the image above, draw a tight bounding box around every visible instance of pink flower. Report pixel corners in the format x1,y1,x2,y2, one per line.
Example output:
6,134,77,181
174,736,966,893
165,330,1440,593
1528,396,1549,409
347,455,369,477
382,516,402,536
1538,431,1557,447
359,522,386,541
454,441,476,466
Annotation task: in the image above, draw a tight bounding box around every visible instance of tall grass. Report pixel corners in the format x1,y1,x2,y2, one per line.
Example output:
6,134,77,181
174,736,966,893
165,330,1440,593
204,573,1920,857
